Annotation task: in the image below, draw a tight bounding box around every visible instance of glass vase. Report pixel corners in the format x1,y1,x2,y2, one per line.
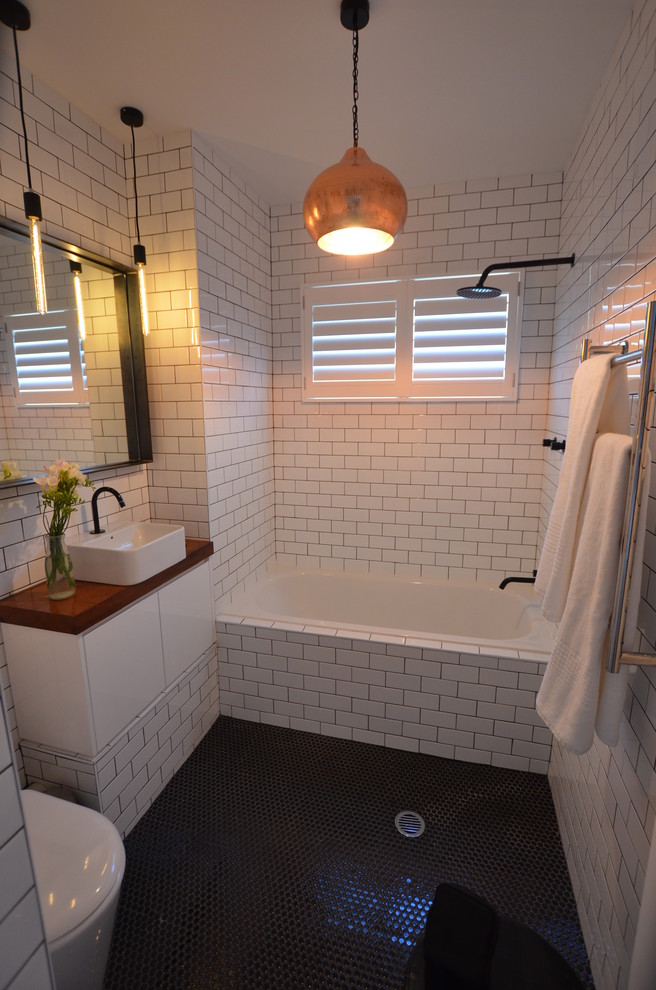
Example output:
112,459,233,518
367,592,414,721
44,532,76,601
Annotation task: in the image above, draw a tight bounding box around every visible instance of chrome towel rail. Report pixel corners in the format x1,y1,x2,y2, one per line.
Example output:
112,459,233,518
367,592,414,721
582,301,656,671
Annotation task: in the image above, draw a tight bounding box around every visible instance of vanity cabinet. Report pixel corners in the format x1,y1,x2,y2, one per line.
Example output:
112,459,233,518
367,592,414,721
84,593,165,751
1,557,214,757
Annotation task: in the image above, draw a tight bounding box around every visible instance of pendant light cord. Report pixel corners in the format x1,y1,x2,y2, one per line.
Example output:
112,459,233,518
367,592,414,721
129,124,141,243
352,27,359,147
12,25,32,189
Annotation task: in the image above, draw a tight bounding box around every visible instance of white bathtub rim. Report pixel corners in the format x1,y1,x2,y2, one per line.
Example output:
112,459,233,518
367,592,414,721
217,612,550,663
218,565,553,662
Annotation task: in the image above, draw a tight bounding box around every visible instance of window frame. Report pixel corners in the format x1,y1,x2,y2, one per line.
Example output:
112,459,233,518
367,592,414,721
301,270,523,402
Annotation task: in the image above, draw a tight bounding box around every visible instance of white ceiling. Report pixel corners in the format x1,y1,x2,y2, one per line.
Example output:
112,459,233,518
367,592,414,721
2,0,635,207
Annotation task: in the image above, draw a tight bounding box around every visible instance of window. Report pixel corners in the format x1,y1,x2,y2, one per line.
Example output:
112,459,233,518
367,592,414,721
301,271,523,401
5,309,88,406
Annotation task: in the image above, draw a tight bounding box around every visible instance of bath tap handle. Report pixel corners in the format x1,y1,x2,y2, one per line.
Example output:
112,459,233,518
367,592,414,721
542,437,566,452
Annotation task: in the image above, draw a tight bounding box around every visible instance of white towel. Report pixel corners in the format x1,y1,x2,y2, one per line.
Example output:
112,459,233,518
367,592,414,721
536,433,632,754
536,356,629,622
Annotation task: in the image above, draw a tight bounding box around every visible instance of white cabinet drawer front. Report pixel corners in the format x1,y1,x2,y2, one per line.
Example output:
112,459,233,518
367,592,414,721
84,596,165,750
159,562,214,685
2,623,95,755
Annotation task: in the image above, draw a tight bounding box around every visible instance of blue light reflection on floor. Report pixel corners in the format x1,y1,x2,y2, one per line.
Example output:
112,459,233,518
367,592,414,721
315,871,433,948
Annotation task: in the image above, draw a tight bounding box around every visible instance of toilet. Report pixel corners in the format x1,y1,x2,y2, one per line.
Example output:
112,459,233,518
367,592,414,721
21,789,125,990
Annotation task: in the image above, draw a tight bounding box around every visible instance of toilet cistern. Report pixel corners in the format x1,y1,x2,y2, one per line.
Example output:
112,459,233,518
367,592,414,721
90,486,125,534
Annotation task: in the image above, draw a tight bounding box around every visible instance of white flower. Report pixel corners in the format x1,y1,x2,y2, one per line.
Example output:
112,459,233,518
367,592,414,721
1,460,23,481
35,459,94,536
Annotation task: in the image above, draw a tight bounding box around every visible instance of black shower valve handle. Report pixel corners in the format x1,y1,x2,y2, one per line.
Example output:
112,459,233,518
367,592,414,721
542,437,566,452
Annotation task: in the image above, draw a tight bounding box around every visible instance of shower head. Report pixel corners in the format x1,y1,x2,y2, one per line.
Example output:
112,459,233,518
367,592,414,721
457,254,575,300
457,284,502,299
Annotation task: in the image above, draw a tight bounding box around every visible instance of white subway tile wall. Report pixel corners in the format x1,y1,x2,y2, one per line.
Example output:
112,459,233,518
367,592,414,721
0,64,131,262
270,174,562,587
0,691,54,990
0,56,216,974
545,2,656,988
134,131,211,539
0,49,150,770
192,134,276,601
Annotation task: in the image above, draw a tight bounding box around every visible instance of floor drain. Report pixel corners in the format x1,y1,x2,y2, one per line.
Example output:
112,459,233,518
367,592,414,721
395,811,425,837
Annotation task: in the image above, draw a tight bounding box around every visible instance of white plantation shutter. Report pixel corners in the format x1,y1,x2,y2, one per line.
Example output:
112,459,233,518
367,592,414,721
302,271,522,401
411,272,521,399
303,281,403,399
6,310,88,406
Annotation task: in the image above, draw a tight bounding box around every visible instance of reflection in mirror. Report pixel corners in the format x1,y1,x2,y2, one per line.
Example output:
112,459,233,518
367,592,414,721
0,222,151,484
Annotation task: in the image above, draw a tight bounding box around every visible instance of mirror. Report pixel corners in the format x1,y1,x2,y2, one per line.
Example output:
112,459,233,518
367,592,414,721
0,221,151,484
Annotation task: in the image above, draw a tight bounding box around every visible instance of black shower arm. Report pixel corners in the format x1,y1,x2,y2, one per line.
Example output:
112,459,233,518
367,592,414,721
475,254,575,288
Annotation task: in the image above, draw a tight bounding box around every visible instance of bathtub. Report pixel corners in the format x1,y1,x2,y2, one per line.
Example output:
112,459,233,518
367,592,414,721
217,566,555,773
220,567,555,655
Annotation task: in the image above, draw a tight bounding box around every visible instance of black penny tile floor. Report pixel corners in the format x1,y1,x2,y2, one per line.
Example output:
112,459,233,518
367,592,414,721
104,716,594,990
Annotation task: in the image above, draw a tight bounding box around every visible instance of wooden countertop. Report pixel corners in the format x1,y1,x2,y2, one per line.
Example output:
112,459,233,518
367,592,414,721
0,538,214,635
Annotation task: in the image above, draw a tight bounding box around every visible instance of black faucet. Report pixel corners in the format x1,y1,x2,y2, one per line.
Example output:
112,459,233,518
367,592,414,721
91,486,126,534
499,569,537,590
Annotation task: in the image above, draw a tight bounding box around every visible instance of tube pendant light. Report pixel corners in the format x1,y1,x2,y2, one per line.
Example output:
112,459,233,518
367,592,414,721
1,0,47,313
303,0,407,256
70,261,86,341
121,106,149,337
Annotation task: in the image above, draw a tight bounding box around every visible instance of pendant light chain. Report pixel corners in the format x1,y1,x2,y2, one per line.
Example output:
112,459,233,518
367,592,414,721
303,0,407,256
12,24,32,189
129,125,141,244
352,27,359,148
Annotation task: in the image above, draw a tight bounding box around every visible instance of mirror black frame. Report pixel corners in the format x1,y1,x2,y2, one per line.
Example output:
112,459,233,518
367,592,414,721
0,218,152,483
117,270,152,464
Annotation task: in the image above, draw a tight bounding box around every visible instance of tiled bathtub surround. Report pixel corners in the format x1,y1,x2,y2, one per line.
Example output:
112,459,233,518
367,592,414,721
217,621,552,773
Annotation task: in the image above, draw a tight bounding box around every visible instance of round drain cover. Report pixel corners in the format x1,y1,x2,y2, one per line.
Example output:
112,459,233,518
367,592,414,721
395,810,425,837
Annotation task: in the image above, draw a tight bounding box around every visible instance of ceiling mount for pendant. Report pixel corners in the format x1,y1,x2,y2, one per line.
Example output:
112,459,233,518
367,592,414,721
303,0,407,256
340,0,369,31
120,106,144,129
0,0,30,31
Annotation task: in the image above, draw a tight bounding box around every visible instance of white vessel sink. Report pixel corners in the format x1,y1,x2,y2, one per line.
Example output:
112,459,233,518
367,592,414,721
68,522,186,586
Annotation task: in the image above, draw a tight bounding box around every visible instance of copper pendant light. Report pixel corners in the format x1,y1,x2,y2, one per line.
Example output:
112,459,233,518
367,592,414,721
303,0,407,256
